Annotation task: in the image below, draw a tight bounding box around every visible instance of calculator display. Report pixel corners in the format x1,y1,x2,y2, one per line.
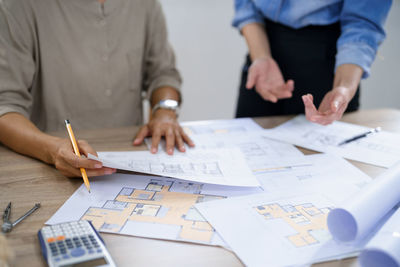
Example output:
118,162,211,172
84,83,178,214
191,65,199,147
60,257,107,267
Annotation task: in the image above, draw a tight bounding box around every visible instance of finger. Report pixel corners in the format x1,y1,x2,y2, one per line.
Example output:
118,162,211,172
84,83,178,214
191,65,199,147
302,94,319,122
133,126,150,146
174,129,185,152
78,140,98,157
331,94,346,113
150,128,162,154
86,167,117,177
246,68,256,89
309,114,337,125
286,80,295,92
58,162,84,178
63,152,103,169
165,128,175,155
180,129,195,147
270,84,293,99
257,87,278,102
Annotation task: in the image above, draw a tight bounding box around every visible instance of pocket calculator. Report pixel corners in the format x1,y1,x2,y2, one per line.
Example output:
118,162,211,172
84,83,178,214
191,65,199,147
38,220,116,267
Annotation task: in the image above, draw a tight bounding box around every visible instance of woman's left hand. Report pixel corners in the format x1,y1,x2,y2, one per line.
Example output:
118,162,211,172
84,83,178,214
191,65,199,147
302,86,355,125
133,109,195,155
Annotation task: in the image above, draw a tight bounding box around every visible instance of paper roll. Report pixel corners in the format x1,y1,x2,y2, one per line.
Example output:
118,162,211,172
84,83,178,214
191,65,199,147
359,207,400,267
327,162,400,242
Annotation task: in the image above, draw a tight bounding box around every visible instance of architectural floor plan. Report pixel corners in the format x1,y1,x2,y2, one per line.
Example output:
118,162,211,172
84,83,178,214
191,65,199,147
255,202,332,248
81,178,224,244
89,148,259,187
47,174,261,246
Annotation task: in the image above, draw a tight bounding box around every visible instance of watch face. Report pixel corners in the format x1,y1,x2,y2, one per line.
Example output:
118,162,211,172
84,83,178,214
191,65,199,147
162,99,179,108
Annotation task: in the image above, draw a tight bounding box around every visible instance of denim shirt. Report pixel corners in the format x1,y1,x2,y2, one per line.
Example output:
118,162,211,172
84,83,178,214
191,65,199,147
233,0,392,78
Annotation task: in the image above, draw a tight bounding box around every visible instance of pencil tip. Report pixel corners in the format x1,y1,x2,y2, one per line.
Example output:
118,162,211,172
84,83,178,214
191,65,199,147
65,119,70,124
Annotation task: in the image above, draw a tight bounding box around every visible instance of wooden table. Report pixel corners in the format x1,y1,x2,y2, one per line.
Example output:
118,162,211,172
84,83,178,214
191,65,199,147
1,109,399,267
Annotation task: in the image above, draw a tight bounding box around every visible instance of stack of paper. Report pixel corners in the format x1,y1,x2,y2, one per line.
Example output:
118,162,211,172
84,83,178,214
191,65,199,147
263,115,400,167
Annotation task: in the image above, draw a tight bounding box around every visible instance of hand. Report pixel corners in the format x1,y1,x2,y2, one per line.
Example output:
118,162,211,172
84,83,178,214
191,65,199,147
133,109,195,155
50,138,116,177
246,57,294,102
302,86,356,125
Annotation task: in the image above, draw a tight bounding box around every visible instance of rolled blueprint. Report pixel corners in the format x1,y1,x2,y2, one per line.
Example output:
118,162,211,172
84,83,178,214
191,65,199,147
327,161,400,242
359,207,400,267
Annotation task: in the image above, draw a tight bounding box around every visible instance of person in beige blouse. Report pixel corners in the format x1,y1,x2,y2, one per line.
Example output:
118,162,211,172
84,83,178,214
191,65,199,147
0,0,194,177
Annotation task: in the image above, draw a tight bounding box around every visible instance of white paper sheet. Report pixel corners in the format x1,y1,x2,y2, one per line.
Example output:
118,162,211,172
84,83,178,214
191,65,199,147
46,174,262,246
196,188,367,267
256,154,372,196
263,115,400,167
181,118,262,136
145,131,304,170
359,206,400,267
88,148,259,187
194,153,374,267
327,162,400,243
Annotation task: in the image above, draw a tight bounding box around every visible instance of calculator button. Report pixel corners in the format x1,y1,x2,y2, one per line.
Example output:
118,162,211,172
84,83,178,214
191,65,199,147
70,248,85,257
62,255,70,260
47,237,56,243
97,249,102,253
88,249,94,254
56,235,65,241
54,257,61,262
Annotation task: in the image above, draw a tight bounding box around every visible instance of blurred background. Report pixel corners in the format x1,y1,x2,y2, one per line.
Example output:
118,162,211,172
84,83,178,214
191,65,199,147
159,0,400,122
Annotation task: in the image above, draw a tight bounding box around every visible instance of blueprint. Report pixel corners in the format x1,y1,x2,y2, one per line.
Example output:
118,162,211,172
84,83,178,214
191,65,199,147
181,118,262,135
195,154,374,266
256,154,372,196
145,131,304,172
46,174,262,246
88,148,259,187
196,189,367,267
263,115,400,167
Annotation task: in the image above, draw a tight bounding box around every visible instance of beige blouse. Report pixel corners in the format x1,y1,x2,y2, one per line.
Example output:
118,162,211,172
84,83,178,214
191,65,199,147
0,0,181,131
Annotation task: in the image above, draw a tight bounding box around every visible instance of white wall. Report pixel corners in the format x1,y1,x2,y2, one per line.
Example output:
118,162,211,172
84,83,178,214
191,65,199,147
160,0,400,121
361,0,400,109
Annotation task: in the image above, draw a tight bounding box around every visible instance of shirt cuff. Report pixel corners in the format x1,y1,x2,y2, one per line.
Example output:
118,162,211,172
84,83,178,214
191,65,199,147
146,76,182,101
236,18,265,32
0,105,29,119
335,42,376,79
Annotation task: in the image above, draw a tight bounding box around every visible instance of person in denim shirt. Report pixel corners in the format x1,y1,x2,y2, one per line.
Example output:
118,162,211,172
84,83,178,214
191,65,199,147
233,0,392,125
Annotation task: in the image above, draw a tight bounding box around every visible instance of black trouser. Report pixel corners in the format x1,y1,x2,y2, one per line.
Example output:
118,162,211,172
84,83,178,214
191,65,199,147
236,19,360,118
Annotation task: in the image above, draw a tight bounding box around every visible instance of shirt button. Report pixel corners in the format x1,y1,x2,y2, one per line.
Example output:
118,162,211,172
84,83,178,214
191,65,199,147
105,89,112,97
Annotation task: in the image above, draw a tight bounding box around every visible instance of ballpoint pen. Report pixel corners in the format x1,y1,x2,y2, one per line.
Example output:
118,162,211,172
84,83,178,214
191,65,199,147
65,119,91,193
338,127,381,146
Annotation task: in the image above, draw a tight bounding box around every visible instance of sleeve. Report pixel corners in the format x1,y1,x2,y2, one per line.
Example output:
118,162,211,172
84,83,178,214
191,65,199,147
335,0,392,79
142,0,182,100
232,0,265,31
0,0,36,118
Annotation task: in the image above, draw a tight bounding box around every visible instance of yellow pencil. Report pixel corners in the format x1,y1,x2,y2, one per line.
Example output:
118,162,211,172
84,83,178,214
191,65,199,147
65,119,91,193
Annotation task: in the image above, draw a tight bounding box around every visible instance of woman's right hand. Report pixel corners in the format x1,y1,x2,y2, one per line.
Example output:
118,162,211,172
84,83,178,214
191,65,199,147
50,138,116,178
246,57,294,103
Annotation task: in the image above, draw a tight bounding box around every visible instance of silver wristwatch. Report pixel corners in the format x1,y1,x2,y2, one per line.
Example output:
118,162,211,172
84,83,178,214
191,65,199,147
152,99,180,116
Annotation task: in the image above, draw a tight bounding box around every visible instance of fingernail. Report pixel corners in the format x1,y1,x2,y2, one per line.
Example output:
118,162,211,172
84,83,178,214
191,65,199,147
180,146,186,152
168,148,173,154
94,164,102,169
105,169,113,175
151,148,157,153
